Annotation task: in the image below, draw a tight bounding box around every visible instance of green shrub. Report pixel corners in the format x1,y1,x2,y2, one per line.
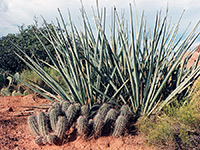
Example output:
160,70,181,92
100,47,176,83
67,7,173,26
138,116,176,147
138,96,200,149
20,67,67,94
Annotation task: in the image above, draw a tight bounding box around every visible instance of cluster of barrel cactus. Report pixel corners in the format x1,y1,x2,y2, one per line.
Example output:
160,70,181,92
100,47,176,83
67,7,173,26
28,101,133,146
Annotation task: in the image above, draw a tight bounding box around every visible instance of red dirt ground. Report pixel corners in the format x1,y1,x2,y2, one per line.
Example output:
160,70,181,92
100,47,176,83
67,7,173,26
0,95,155,150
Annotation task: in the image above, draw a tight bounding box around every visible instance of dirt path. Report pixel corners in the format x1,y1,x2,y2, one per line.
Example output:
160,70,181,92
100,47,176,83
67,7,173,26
0,95,154,150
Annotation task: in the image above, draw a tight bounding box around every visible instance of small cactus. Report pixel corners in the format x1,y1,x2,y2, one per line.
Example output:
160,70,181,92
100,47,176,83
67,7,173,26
103,108,119,134
61,101,70,113
37,112,49,136
34,136,44,146
47,102,61,116
113,115,128,137
76,115,88,136
42,135,48,145
98,103,112,116
88,119,94,127
105,108,119,123
49,108,61,131
55,116,68,142
28,115,40,136
120,105,132,117
52,102,62,112
47,134,58,145
93,113,105,138
65,104,80,127
81,105,89,116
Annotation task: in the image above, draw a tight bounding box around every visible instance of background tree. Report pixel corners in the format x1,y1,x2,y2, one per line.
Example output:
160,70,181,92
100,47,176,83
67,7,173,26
0,24,54,73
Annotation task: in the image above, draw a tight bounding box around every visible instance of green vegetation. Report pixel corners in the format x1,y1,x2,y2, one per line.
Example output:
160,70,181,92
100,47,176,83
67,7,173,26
138,79,200,149
1,1,199,148
13,3,200,120
0,25,54,74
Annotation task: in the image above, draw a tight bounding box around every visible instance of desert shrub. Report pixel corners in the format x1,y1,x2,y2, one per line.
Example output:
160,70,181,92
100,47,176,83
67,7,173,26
138,116,176,148
138,95,200,149
20,67,67,94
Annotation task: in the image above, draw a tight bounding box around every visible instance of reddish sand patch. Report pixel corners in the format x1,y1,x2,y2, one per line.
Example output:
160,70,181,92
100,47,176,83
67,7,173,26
0,95,154,150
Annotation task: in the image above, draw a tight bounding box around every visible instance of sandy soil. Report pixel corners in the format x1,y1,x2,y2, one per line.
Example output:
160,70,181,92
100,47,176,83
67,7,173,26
0,95,155,150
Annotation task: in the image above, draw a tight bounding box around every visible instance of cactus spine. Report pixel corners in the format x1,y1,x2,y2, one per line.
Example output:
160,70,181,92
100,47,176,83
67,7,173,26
28,115,40,136
104,108,119,134
113,115,128,137
42,135,48,145
98,103,112,116
120,105,132,117
55,116,68,142
65,104,80,127
81,105,89,116
76,115,88,136
37,112,49,136
34,136,43,146
52,102,61,111
61,101,70,113
93,113,105,138
47,134,58,145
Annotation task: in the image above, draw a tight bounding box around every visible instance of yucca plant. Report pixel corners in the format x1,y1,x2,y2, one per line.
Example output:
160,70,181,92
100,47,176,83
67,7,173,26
13,1,200,119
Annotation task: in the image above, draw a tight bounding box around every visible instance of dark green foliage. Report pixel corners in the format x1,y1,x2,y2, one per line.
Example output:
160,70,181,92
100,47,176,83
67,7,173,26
55,116,68,142
76,115,88,136
34,136,44,146
37,112,49,136
0,72,7,89
113,115,128,137
0,25,54,73
28,115,40,136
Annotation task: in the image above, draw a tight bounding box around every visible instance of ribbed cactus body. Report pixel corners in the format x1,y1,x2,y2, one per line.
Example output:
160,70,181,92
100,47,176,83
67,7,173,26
61,101,70,113
120,105,132,117
34,136,43,146
113,115,128,137
74,103,81,111
65,104,80,127
28,115,40,136
76,115,88,135
47,102,62,116
52,102,61,112
47,134,58,145
103,108,119,134
37,112,49,136
49,108,61,131
105,108,119,123
42,135,48,145
81,105,89,116
93,113,105,138
55,116,68,141
98,103,112,116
